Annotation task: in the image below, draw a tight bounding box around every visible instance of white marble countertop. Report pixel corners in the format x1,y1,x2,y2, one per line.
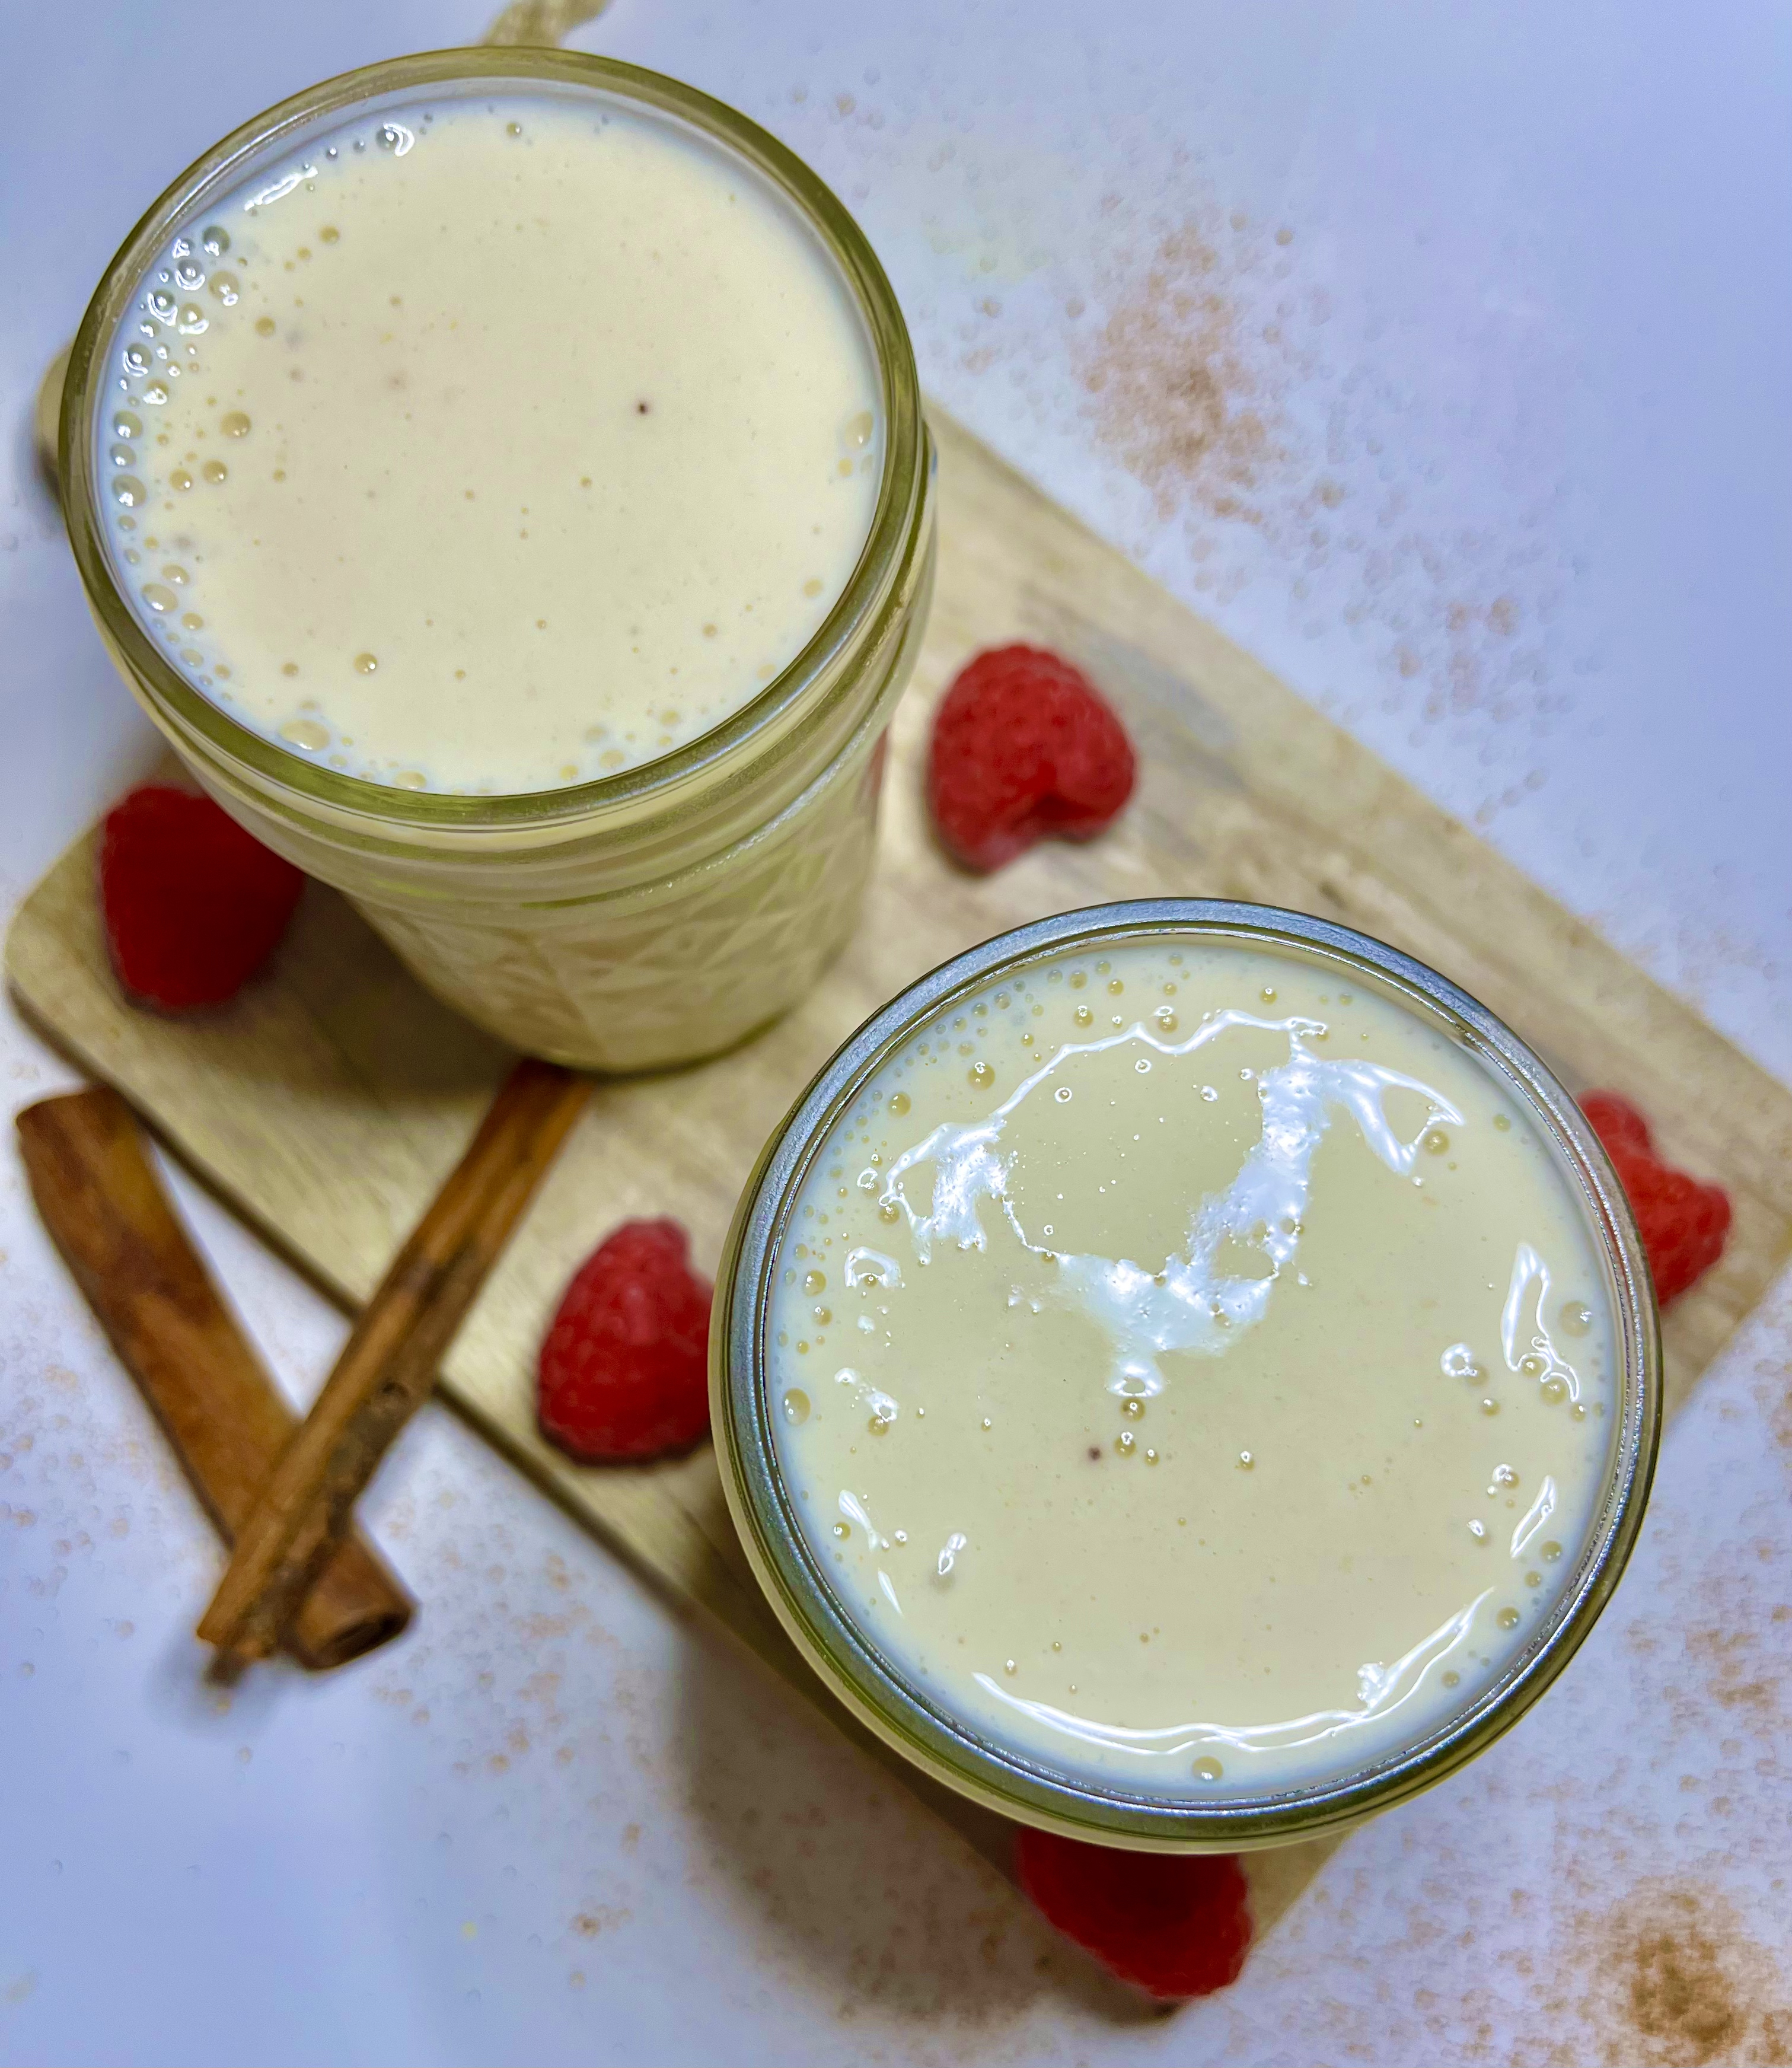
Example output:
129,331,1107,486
2,2,1788,2060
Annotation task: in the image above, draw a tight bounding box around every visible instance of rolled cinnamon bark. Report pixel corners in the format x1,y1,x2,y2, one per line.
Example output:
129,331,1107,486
16,1085,413,1668
197,1058,589,1664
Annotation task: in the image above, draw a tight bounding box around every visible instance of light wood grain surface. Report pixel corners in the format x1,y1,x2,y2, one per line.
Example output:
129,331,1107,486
9,404,1789,1944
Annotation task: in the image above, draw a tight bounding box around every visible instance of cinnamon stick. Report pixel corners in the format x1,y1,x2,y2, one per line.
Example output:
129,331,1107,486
197,1057,590,1664
16,1086,413,1669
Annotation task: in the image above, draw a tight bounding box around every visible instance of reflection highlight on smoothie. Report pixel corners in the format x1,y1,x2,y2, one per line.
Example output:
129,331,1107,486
975,1591,1492,1778
876,1010,1465,1395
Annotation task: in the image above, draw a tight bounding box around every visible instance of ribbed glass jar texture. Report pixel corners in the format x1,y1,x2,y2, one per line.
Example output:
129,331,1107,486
62,49,934,1070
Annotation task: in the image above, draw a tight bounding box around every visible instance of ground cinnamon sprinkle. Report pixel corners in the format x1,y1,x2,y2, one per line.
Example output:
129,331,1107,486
1541,1882,1791,2068
1079,221,1283,530
1627,1901,1742,2064
1064,205,1579,828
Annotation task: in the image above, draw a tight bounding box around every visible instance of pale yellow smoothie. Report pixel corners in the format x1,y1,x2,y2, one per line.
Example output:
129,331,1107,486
766,934,1618,1799
98,87,882,794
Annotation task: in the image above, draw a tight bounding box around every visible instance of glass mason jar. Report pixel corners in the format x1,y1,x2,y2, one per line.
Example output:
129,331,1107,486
713,900,1662,1851
61,50,935,1072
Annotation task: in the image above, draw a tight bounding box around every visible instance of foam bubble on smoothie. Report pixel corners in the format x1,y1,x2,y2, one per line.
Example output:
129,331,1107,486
95,89,883,795
769,937,1619,1800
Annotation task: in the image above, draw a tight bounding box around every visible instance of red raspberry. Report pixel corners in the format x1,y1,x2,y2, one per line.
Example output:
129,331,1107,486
98,785,305,1011
537,1219,713,1462
1014,1827,1252,2000
927,645,1136,872
1581,1092,1731,1307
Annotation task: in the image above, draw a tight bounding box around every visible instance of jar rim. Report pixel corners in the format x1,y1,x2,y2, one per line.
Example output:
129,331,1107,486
61,47,926,834
712,899,1663,1851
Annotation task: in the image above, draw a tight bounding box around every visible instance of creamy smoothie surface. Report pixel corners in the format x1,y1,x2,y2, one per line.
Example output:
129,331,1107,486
97,87,882,794
769,936,1618,1798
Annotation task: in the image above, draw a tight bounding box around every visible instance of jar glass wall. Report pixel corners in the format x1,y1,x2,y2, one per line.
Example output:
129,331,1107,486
713,901,1662,1851
62,50,934,1070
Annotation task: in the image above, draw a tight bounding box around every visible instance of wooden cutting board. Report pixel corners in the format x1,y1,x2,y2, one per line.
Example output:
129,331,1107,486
9,404,1791,1948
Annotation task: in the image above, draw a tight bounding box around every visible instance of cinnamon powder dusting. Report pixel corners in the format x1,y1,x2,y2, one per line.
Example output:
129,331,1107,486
1062,203,1579,828
1562,1883,1791,2068
1079,222,1281,528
